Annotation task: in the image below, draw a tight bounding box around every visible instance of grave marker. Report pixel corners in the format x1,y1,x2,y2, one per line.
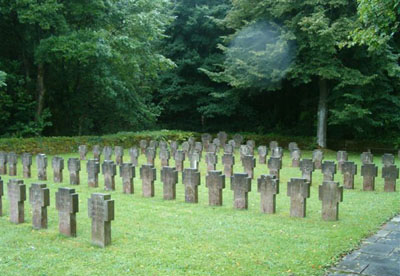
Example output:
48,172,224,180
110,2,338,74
87,159,100,187
242,155,256,179
103,146,113,160
382,165,399,192
233,134,243,148
182,141,191,155
231,173,251,209
205,152,218,171
361,163,378,191
0,152,7,174
194,142,203,156
7,179,26,224
140,140,148,154
291,149,301,167
93,145,102,160
56,187,79,237
189,150,200,170
145,147,156,166
170,141,178,157
68,158,81,185
161,167,178,200
382,153,395,167
0,177,3,216
159,149,171,167
206,171,225,206
361,152,373,165
222,153,235,178
224,144,234,155
269,141,278,151
287,178,310,218
321,161,337,181
246,140,255,155
102,160,116,191
114,146,124,165
341,161,357,189
149,140,158,149
120,163,135,194
240,145,251,159
217,131,228,146
140,164,156,197
129,147,140,166
268,157,282,179
29,183,50,229
182,168,201,203
22,153,32,178
258,146,268,164
88,193,114,247
312,149,324,169
257,175,279,214
37,154,48,181
288,142,298,152
213,138,221,151
52,156,64,183
79,145,88,160
8,152,17,176
207,143,217,154
299,159,314,184
336,151,348,172
319,181,343,221
271,147,283,160
174,150,185,172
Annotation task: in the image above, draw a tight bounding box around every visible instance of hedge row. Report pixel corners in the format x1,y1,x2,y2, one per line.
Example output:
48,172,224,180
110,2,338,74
0,130,396,155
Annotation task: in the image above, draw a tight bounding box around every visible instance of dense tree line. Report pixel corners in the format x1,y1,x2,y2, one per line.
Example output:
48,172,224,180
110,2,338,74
0,0,399,147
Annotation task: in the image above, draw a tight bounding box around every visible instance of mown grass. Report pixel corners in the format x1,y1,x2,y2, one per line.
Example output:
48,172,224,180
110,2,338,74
0,148,399,275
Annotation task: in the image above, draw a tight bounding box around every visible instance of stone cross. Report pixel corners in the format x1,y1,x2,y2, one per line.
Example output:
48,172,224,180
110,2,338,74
7,179,26,224
93,145,102,160
207,143,217,154
205,152,218,171
341,161,357,189
287,178,310,218
114,146,124,165
233,134,243,148
174,150,185,172
240,145,251,159
224,144,234,155
271,147,283,160
102,160,116,191
361,163,378,191
140,164,156,197
361,152,373,165
194,142,203,155
8,152,17,176
201,133,212,151
319,181,343,221
291,149,301,167
312,149,324,169
182,141,190,155
382,165,399,192
212,138,221,152
258,146,268,164
231,173,251,209
182,168,201,203
149,140,158,149
246,140,255,155
22,153,32,178
56,187,79,237
29,183,50,229
206,171,225,206
0,152,7,174
189,150,200,169
87,159,100,187
79,145,88,160
268,157,282,179
222,153,235,178
269,141,278,151
139,140,148,154
336,151,348,172
161,167,178,200
36,154,48,181
145,147,156,166
217,131,228,146
159,141,168,151
321,161,337,181
88,193,114,247
228,139,236,149
170,141,178,157
129,147,139,166
120,163,135,194
0,177,3,216
103,146,113,160
382,153,394,167
52,156,64,183
159,149,170,167
288,142,298,152
242,155,256,179
68,158,81,185
300,159,314,184
257,175,279,214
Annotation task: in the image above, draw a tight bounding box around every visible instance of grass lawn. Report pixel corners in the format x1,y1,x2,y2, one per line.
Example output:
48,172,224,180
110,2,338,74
0,148,399,275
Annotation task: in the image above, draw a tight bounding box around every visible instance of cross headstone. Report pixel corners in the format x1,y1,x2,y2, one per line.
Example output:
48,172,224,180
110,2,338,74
7,179,26,224
93,145,102,160
240,145,251,159
140,140,148,154
182,168,201,203
182,141,191,155
224,144,234,155
149,140,158,149
87,159,100,187
246,140,255,155
0,152,7,174
271,147,283,160
382,165,399,192
129,147,139,166
68,158,81,185
194,142,203,156
189,150,200,169
288,142,298,152
201,133,212,151
287,178,310,218
207,143,217,153
145,147,156,166
336,151,348,172
258,146,268,164
269,141,278,151
36,154,48,181
222,153,235,178
170,141,178,157
79,145,88,160
159,141,168,151
319,181,343,221
231,173,251,209
361,163,378,191
103,146,113,160
120,163,135,194
205,152,218,171
291,149,301,167
140,164,156,197
321,161,337,181
22,153,32,178
174,150,185,172
29,183,50,229
217,131,228,146
56,187,79,237
233,134,243,148
300,159,314,184
228,139,236,149
161,167,178,200
114,146,124,165
88,193,114,247
102,160,116,191
206,171,225,206
382,153,395,167
52,156,64,183
0,177,3,216
242,155,256,179
213,138,221,152
361,152,373,165
341,161,357,189
312,149,324,169
188,137,196,148
268,157,282,179
257,174,279,214
8,152,17,176
159,149,170,167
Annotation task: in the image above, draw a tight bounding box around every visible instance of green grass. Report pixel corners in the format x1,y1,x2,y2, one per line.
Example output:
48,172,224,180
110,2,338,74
0,148,399,276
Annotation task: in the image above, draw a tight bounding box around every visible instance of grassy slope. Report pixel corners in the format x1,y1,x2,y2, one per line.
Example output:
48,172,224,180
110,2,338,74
0,149,399,276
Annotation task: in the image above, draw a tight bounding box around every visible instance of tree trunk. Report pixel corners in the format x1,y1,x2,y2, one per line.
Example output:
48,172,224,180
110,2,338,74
317,78,329,148
35,63,45,121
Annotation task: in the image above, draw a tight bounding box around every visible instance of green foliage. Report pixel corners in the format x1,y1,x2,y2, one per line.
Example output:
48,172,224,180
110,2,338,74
0,70,5,87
